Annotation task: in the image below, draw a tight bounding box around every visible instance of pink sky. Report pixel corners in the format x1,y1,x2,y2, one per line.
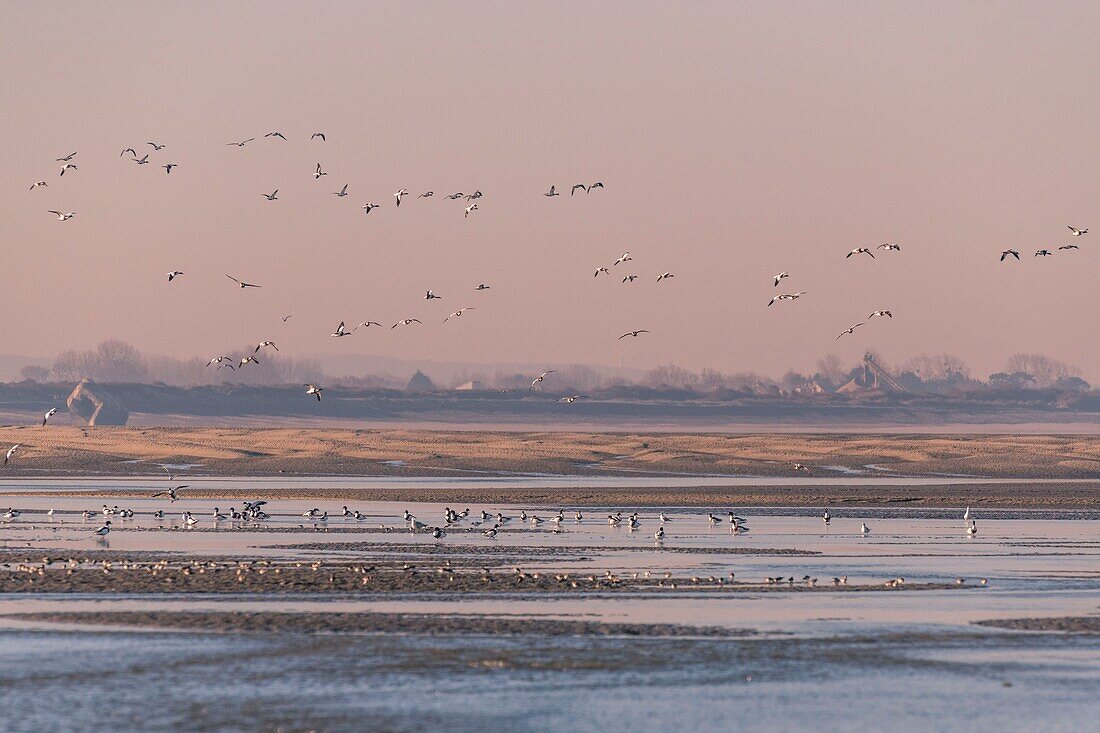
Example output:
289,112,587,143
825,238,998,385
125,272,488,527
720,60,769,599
3,1,1099,381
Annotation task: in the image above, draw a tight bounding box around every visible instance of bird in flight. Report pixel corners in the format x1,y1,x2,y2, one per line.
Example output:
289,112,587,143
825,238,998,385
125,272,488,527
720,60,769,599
313,163,327,179
42,408,58,426
619,330,650,340
262,190,278,201
239,356,259,367
571,184,588,196
544,185,559,197
530,370,555,389
333,184,348,197
418,191,434,199
767,292,805,306
331,321,352,337
656,272,675,283
29,181,47,190
281,315,293,322
594,267,610,277
354,321,383,330
1000,249,1020,261
206,356,235,369
48,210,75,221
392,318,422,329
877,243,901,251
132,154,150,165
59,163,78,176
120,148,137,158
394,188,409,206
465,190,483,201
836,323,865,340
773,272,789,287
167,271,183,282
846,247,875,259
254,341,278,353
1035,249,1053,257
1068,226,1087,236
475,284,491,291
148,141,166,150
362,202,381,214
424,290,441,300
559,395,586,403
868,310,893,319
4,444,18,465
464,203,478,218
305,384,323,401
311,132,326,142
226,274,261,288
227,138,255,147
444,308,475,322
622,275,638,283
613,252,632,266
152,485,187,502
56,152,77,162
1058,244,1080,251
264,131,288,141
446,193,465,200
162,163,178,174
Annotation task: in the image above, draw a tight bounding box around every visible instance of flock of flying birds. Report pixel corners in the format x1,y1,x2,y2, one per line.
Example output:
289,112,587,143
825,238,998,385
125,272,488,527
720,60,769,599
29,133,1092,401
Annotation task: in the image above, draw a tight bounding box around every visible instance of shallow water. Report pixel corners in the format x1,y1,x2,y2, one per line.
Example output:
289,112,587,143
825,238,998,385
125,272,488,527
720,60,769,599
0,484,1097,732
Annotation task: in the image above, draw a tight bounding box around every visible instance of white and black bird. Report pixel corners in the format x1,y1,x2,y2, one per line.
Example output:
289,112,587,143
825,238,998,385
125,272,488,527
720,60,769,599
313,163,327,179
262,189,279,201
362,202,381,214
48,210,75,221
132,154,150,165
544,185,560,197
1059,244,1080,251
464,203,478,218
594,267,610,277
311,132,326,141
846,247,875,259
868,310,893,319
425,290,442,300
162,163,178,174
773,272,789,287
226,274,261,288
836,323,865,340
120,148,137,158
1000,249,1020,261
331,321,352,337
443,308,475,322
94,520,112,537
59,163,78,176
767,292,805,306
622,275,638,283
354,321,383,331
264,131,288,141
392,318,422,329
305,384,323,401
3,445,18,466
254,340,278,353
656,272,675,283
56,152,77,162
1035,249,1053,257
613,252,632,266
167,271,183,282
239,356,259,367
147,141,166,150
206,356,235,369
475,284,491,291
394,188,409,206
1068,226,1088,236
877,243,901,251
152,485,187,502
29,181,47,190
42,408,58,426
530,370,556,389
418,191,434,198
333,184,348,197
619,329,650,340
227,138,255,147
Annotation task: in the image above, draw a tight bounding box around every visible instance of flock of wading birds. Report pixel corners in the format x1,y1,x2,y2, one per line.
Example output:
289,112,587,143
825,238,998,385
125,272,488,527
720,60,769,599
30,134,1090,401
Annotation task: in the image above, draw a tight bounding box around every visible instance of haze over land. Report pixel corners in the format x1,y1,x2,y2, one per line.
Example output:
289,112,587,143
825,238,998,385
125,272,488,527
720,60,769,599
3,2,1099,385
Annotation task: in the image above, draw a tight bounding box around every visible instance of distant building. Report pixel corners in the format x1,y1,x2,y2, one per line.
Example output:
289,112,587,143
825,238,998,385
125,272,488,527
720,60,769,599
405,371,435,393
454,380,483,391
837,353,908,395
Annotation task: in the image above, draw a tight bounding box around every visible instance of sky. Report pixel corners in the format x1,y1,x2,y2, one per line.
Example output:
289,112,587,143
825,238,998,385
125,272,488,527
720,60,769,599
3,1,1099,381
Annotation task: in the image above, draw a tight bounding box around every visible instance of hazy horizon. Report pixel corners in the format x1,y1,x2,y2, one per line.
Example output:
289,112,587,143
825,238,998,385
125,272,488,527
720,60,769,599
5,2,1099,382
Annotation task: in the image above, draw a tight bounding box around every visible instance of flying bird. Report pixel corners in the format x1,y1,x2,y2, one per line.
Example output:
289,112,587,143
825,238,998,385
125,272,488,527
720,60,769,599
656,272,675,282
354,321,383,330
1035,249,1053,257
162,163,178,174
571,184,588,196
42,408,58,426
305,384,323,401
767,292,805,306
418,191,434,198
530,370,555,389
254,341,279,353
475,284,491,291
446,193,465,200
868,310,893,319
205,356,235,369
1000,249,1020,261
4,445,19,465
333,184,348,197
465,190,483,201
120,148,137,158
147,141,166,150
227,138,255,147
132,154,150,165
836,323,865,340
262,190,278,201
392,319,422,329
619,330,650,339
613,252,632,266
622,275,638,283
773,272,789,287
464,203,478,218
544,185,559,197
29,181,47,190
443,307,475,322
313,163,327,179
1068,226,1087,236
167,271,183,282
239,356,259,367
264,131,288,140
56,153,77,162
331,321,352,337
152,485,187,502
594,267,610,277
877,243,901,251
1058,244,1080,251
846,247,875,259
282,315,293,322
226,274,261,288
362,202,381,214
59,163,78,175
311,132,326,141
424,290,441,300
394,188,409,206
48,210,75,221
